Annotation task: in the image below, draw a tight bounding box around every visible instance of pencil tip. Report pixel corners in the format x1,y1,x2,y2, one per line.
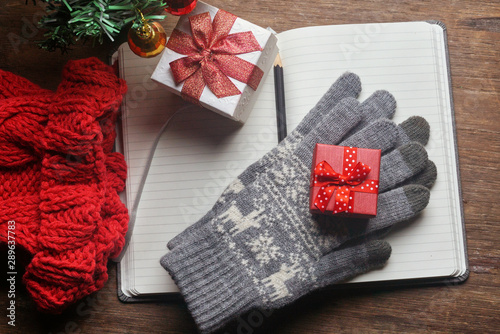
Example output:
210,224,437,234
274,53,282,67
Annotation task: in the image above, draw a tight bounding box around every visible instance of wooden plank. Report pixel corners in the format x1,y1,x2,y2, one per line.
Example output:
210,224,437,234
0,0,498,333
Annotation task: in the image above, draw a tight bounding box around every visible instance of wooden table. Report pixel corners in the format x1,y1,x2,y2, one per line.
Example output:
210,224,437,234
1,0,498,333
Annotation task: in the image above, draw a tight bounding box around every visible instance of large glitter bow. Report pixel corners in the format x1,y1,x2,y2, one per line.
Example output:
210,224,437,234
166,10,264,103
313,150,379,214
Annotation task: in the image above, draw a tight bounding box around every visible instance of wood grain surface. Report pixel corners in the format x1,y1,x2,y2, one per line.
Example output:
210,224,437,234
1,0,499,333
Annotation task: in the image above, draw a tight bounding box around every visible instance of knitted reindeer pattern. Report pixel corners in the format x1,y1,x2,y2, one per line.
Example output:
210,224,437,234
0,58,129,313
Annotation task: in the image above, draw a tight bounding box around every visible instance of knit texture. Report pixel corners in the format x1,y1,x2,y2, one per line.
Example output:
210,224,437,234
0,58,128,313
161,93,434,333
168,82,397,250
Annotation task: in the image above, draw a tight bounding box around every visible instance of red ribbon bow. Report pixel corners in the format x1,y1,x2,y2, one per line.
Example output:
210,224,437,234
166,10,264,104
313,147,379,214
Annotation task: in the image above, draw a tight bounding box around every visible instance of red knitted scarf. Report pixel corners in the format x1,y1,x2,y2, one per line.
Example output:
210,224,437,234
0,58,129,313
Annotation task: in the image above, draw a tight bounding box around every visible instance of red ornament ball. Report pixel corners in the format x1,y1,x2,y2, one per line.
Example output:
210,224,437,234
165,0,198,15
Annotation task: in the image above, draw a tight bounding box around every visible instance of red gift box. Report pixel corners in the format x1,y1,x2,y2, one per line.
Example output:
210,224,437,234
309,144,381,218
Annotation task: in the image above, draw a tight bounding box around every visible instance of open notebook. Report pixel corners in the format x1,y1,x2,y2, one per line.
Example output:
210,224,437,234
116,20,468,301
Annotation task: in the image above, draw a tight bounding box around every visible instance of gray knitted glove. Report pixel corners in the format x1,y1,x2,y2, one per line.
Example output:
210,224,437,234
161,97,435,333
167,72,396,249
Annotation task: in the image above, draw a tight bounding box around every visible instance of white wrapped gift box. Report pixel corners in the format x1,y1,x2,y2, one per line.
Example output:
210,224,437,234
151,1,279,123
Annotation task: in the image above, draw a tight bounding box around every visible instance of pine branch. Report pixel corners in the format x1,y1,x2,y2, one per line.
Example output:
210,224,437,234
32,0,168,52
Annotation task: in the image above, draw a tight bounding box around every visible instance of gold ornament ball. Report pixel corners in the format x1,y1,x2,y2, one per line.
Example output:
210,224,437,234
128,21,167,58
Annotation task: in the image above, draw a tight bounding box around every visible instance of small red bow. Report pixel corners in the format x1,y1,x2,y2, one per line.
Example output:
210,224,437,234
313,160,375,213
166,10,264,104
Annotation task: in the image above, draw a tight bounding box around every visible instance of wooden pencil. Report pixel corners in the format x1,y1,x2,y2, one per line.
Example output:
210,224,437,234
273,53,287,142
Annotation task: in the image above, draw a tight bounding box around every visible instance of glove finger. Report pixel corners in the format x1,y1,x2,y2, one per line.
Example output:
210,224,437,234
332,174,435,247
293,72,361,137
315,240,391,288
348,90,396,134
293,81,395,154
341,116,430,152
379,142,428,192
316,184,429,253
337,118,399,153
293,97,361,152
397,159,437,189
358,184,430,239
290,92,402,163
396,116,430,146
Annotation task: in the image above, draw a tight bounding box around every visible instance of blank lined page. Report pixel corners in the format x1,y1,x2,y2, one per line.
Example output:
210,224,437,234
276,21,465,282
118,44,279,295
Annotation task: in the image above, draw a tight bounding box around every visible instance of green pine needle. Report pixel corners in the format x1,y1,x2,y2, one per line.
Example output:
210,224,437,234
33,0,168,52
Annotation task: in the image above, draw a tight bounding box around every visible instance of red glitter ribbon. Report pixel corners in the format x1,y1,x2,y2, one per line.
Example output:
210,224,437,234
166,10,264,103
313,147,379,214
